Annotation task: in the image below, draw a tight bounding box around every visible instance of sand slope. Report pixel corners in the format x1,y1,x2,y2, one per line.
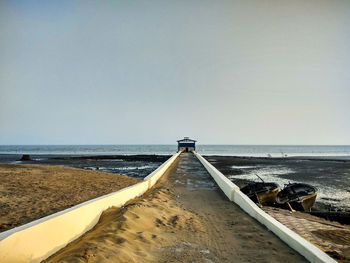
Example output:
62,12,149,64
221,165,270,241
0,163,140,232
44,186,204,263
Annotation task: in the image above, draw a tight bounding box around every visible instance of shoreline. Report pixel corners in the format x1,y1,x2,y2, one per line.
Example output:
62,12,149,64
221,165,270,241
0,153,348,226
0,154,170,179
2,153,350,160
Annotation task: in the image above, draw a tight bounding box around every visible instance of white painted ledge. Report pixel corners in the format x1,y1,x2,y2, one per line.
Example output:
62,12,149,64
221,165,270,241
194,152,336,263
194,152,239,200
0,152,180,263
144,151,181,188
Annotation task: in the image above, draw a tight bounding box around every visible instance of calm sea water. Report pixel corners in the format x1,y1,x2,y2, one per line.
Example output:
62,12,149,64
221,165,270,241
1,144,350,157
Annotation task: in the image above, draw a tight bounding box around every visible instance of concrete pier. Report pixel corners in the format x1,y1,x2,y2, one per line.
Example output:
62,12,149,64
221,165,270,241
46,152,308,262
163,153,308,262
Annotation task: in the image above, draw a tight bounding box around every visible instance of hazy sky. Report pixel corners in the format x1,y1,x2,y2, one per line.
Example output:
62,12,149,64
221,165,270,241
1,0,349,145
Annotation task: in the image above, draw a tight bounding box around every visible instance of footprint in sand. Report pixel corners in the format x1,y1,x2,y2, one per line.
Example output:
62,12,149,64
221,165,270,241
169,215,179,226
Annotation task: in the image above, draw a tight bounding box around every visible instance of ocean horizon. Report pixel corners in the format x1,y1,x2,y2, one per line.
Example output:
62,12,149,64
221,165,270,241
1,144,350,158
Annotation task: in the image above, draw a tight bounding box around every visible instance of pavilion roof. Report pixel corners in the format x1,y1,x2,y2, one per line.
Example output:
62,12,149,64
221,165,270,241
177,137,196,143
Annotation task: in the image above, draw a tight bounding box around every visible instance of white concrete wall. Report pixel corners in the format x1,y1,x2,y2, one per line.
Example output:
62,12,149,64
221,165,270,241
144,151,181,188
0,152,180,263
195,152,239,200
194,152,336,263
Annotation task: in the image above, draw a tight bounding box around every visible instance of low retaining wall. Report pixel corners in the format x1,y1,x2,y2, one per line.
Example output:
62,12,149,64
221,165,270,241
144,151,181,188
194,152,336,263
0,152,181,263
195,152,239,200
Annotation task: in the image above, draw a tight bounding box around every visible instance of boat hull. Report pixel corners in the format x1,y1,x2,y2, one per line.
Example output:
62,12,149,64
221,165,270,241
300,192,318,212
276,183,318,212
241,182,280,206
256,187,280,206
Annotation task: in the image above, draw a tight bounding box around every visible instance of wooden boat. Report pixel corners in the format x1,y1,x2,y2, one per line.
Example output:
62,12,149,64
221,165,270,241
276,183,318,212
241,182,280,206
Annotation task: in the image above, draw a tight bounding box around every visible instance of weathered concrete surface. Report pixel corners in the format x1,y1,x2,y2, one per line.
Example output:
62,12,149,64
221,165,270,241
263,206,350,262
165,153,308,262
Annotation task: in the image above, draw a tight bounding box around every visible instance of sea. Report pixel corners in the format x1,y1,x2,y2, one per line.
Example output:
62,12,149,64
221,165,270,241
1,144,350,157
1,145,349,211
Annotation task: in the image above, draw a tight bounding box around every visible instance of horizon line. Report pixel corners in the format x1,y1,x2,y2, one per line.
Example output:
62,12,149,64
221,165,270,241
1,144,350,146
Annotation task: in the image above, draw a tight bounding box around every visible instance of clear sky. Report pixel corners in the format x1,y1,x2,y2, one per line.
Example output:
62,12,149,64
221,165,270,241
1,0,349,145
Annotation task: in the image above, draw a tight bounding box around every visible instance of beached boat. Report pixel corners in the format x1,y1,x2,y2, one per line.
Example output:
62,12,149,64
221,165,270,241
241,182,280,206
276,183,318,212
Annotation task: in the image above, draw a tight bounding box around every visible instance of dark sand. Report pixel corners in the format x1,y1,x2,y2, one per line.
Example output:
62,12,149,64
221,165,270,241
204,155,350,213
0,154,170,179
45,153,307,263
0,163,140,232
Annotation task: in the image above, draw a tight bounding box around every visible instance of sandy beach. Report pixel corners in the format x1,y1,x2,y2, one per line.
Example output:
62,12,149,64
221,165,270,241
45,153,307,263
0,163,140,232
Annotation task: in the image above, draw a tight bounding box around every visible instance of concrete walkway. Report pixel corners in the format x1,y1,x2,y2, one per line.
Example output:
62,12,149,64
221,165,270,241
159,153,308,262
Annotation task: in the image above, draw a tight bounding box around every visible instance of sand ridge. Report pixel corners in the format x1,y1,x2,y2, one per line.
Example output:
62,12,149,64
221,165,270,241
44,186,206,263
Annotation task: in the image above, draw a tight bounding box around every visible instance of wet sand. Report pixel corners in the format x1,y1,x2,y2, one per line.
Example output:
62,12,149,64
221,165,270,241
0,163,140,232
0,154,170,179
204,155,350,213
45,153,307,263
